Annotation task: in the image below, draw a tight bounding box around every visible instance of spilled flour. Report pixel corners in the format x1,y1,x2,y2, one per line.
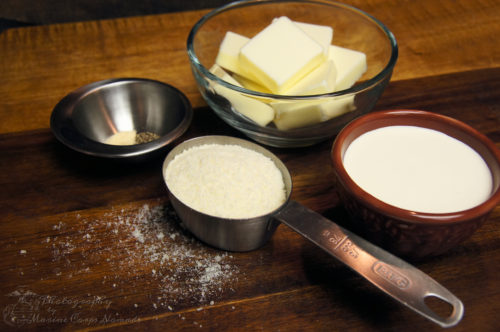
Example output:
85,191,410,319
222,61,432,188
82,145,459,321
43,201,240,310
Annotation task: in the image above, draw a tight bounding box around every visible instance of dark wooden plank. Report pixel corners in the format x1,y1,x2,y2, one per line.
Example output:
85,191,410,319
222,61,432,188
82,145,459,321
0,68,499,331
1,201,499,331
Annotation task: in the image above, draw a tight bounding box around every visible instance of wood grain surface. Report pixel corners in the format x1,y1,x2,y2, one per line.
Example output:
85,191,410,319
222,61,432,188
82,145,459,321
1,0,499,134
0,0,499,331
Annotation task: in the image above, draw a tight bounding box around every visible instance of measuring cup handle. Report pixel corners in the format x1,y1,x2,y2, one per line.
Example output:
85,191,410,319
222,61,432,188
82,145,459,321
274,200,464,328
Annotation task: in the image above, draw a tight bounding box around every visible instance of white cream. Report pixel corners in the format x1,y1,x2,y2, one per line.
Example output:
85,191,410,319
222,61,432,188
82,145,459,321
342,125,493,213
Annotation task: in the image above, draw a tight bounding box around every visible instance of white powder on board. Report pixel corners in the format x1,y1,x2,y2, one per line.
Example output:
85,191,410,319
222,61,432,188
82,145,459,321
164,144,286,219
37,201,240,310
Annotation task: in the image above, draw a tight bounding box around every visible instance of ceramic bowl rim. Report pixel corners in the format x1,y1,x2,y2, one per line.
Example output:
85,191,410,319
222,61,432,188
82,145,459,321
331,109,500,225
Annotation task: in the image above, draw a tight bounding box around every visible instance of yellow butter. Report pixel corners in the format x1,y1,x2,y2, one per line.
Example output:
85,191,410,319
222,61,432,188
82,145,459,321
329,45,367,91
294,21,333,56
272,100,323,130
272,95,356,130
210,63,243,86
320,95,356,120
215,31,250,76
211,17,365,130
239,16,326,94
232,73,272,94
209,65,275,126
282,59,336,95
271,19,333,55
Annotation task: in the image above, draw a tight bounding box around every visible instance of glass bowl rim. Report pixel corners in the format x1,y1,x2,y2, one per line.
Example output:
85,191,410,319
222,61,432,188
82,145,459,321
186,0,399,100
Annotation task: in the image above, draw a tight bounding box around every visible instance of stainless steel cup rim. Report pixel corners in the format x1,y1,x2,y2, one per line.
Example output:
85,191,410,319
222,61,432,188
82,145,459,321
162,135,293,218
162,135,293,252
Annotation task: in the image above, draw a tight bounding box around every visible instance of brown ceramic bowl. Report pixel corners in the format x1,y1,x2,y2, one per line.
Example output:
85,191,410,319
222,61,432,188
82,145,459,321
331,109,500,259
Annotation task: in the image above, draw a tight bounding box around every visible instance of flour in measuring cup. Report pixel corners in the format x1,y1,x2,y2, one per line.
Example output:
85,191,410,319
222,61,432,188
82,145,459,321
164,144,286,219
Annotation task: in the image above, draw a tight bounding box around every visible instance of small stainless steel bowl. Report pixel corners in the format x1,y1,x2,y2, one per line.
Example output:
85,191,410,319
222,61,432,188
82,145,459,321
50,78,193,159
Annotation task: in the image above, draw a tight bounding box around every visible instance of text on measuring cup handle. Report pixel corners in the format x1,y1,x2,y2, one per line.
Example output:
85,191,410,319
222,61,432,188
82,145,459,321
321,230,359,259
321,230,411,289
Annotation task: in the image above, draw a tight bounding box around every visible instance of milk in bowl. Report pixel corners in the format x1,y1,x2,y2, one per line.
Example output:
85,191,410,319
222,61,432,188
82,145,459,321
342,125,493,213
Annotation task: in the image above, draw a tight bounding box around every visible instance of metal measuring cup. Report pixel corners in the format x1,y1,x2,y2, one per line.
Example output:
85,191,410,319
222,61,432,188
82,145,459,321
162,135,463,328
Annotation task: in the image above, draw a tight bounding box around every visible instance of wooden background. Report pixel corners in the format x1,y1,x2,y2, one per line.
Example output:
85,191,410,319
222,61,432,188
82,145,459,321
0,0,499,331
0,0,228,30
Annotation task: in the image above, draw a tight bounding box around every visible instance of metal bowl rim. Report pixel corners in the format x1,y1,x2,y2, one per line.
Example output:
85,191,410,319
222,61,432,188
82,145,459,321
50,78,193,159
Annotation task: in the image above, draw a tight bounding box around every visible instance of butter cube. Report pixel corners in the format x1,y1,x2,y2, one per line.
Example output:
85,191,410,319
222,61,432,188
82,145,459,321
209,65,275,126
320,95,356,120
271,19,333,55
294,21,333,56
210,64,243,86
232,73,272,94
282,59,336,95
272,100,323,130
272,95,356,130
215,31,250,76
239,16,326,94
329,45,367,91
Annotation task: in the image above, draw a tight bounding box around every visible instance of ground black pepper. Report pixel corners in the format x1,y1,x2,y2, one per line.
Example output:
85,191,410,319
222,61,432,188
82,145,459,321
136,132,160,144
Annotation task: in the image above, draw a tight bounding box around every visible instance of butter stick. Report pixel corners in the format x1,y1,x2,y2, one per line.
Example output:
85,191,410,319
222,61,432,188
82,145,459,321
282,59,336,95
239,16,326,94
294,21,333,56
215,31,250,76
329,45,367,91
209,65,275,126
272,95,356,130
272,100,323,130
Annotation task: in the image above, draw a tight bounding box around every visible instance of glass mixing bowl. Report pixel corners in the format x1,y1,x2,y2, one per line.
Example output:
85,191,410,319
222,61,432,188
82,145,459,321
187,0,398,147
